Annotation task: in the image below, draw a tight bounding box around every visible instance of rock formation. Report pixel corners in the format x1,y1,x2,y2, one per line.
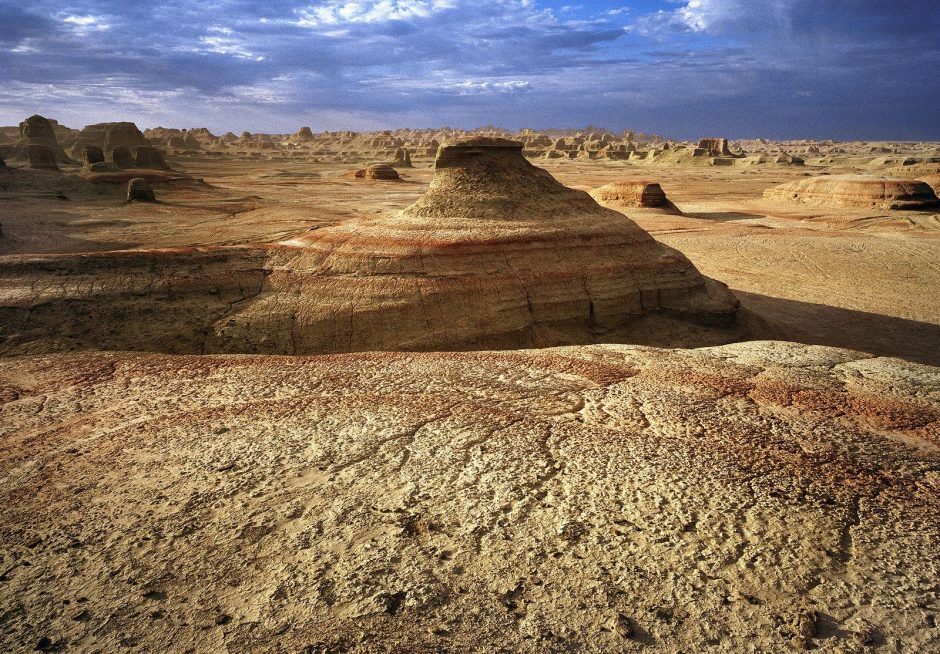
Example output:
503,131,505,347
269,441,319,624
392,147,413,168
764,175,940,209
14,115,75,165
126,178,156,202
697,137,733,157
590,180,681,213
110,145,136,169
346,164,401,180
210,137,743,353
77,122,149,157
26,144,59,171
134,145,169,170
81,145,105,167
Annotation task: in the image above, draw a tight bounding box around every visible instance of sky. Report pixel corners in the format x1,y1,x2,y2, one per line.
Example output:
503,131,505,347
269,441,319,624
1,0,938,140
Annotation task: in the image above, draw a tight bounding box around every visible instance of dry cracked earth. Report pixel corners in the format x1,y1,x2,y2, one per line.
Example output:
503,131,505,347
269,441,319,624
1,343,938,652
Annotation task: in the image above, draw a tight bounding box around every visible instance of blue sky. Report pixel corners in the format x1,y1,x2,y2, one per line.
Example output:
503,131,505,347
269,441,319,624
1,1,938,139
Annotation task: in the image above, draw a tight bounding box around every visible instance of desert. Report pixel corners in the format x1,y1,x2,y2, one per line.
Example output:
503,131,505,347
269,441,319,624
2,2,940,653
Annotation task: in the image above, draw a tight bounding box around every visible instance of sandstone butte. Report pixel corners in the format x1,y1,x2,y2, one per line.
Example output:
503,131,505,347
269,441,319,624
0,137,747,355
590,180,682,213
763,174,940,210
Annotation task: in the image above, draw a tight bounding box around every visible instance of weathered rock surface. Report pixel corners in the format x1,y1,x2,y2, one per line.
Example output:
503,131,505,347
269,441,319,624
13,115,76,165
126,177,156,202
590,180,681,213
392,147,413,168
25,144,60,171
0,341,937,653
81,145,105,167
0,137,750,355
346,164,402,180
77,122,149,157
110,145,136,169
134,145,170,170
764,175,940,209
697,137,733,157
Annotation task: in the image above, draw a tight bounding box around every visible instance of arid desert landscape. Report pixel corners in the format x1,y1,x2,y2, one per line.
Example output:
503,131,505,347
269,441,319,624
1,115,938,653
2,3,940,653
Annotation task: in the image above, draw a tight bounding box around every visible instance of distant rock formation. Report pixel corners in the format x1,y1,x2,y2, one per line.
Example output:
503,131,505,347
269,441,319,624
135,145,170,170
78,122,149,157
346,164,401,180
391,147,413,168
590,181,682,213
292,126,315,142
26,144,60,171
697,138,733,157
111,145,136,169
763,175,940,210
126,177,156,202
15,115,75,165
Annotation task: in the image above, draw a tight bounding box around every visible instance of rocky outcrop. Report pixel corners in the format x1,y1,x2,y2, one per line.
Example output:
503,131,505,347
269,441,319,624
764,175,940,209
110,145,136,169
697,137,733,157
126,178,156,202
392,147,413,168
134,145,170,170
346,164,401,180
77,122,149,157
26,144,59,171
13,115,75,165
590,180,681,213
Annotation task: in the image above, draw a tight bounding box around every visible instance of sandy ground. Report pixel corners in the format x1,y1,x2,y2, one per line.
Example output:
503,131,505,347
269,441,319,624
1,342,938,652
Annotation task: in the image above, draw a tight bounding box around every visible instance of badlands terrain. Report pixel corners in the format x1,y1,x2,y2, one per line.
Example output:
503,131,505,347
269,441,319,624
1,118,939,652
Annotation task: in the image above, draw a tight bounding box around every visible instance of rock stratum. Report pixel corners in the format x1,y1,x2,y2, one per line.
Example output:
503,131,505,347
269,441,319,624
0,341,938,652
590,180,681,213
0,138,746,355
763,175,940,210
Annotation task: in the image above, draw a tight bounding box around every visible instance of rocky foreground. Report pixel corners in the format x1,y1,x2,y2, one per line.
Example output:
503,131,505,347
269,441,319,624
1,341,938,653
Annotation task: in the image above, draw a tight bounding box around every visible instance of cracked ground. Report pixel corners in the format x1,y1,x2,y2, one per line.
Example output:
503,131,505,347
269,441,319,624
1,341,938,652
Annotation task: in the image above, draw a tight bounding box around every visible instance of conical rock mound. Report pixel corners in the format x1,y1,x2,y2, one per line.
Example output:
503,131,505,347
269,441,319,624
209,137,744,353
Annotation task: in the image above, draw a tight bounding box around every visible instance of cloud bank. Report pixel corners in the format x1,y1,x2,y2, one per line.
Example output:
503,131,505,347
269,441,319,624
0,0,937,139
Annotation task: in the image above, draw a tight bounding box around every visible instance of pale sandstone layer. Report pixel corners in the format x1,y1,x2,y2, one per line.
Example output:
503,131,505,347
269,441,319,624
763,175,940,210
0,341,937,653
0,138,746,355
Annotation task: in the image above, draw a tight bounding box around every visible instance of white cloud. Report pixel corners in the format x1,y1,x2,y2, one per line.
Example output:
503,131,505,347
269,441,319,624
296,0,457,27
61,14,111,32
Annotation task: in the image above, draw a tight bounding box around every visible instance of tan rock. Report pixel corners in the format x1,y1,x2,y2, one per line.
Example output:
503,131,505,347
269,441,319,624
764,175,940,209
126,177,156,203
345,164,401,180
590,180,681,213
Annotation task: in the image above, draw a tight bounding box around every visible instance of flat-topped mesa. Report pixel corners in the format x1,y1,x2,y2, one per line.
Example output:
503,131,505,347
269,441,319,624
696,137,734,157
764,175,940,210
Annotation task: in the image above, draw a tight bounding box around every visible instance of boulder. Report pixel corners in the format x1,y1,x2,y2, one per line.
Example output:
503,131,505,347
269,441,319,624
126,177,156,202
346,164,401,180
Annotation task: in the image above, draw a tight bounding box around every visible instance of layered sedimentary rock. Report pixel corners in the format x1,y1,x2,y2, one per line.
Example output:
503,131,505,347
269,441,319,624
14,115,75,165
210,137,743,353
764,175,940,209
0,342,937,652
590,180,681,213
346,164,401,180
0,137,745,355
77,122,149,156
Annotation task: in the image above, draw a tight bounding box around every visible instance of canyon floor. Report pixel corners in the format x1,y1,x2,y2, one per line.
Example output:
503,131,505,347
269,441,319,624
1,151,939,652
